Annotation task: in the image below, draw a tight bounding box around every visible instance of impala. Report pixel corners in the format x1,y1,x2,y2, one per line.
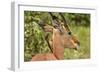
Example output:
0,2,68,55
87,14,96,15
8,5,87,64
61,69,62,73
31,13,80,61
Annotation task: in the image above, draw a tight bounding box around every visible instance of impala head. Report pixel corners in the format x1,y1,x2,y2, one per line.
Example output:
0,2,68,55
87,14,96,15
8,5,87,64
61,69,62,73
49,12,80,50
53,24,80,50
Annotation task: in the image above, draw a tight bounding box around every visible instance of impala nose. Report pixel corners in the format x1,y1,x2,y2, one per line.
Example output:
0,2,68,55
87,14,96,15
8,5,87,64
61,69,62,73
74,42,80,50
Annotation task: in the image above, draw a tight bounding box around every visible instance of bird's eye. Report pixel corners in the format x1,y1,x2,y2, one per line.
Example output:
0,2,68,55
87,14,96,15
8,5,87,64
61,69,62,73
68,32,71,35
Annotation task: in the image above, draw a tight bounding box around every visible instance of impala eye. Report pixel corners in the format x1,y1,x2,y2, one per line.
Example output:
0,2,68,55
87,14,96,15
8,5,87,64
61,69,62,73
68,32,71,35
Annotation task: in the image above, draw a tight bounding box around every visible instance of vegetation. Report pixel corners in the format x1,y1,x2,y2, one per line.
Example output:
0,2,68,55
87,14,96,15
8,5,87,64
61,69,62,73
24,11,90,61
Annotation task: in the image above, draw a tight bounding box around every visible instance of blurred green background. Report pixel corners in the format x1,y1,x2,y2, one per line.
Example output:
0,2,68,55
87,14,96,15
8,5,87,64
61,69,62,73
24,11,90,61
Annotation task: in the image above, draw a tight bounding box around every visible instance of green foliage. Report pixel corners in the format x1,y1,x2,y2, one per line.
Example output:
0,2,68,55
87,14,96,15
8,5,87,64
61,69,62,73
24,11,90,61
24,11,51,61
64,13,90,26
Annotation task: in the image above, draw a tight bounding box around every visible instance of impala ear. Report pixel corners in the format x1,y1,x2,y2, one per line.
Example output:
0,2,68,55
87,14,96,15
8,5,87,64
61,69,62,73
43,25,53,32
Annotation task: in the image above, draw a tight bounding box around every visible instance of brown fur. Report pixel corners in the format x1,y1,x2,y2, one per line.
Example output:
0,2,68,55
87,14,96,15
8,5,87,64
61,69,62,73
31,53,57,61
